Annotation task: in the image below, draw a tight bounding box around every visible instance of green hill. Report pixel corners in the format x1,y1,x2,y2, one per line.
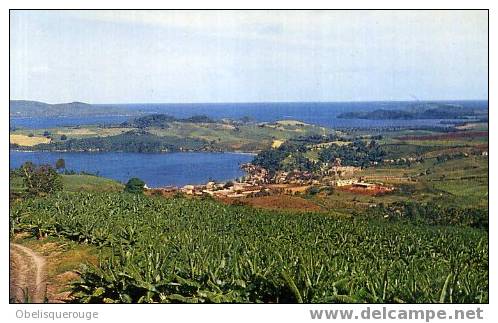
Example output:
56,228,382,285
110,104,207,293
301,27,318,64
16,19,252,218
10,100,137,118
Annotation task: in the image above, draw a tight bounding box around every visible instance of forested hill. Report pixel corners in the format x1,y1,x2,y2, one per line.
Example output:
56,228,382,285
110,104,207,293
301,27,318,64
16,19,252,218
122,114,217,128
10,100,139,118
337,102,488,120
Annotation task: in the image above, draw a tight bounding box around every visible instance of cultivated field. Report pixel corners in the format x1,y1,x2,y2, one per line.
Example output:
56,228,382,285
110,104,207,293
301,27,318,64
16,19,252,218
10,134,51,146
10,192,488,303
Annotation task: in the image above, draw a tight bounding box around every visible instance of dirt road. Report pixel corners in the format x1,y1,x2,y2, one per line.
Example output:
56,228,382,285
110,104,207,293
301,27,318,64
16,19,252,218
10,243,47,303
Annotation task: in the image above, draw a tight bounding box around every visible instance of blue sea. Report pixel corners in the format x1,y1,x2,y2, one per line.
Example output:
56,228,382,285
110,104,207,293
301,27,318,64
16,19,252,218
10,101,487,129
10,151,253,188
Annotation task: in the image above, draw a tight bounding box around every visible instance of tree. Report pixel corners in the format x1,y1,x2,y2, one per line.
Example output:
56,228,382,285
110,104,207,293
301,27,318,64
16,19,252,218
43,131,51,137
60,134,68,140
306,186,321,195
124,177,146,194
19,162,63,196
55,158,66,171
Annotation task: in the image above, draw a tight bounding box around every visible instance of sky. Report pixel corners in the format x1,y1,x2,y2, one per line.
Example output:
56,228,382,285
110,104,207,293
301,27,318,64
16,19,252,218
10,10,488,104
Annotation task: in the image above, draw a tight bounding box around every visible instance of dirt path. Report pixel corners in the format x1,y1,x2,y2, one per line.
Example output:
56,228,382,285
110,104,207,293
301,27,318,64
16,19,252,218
10,243,47,303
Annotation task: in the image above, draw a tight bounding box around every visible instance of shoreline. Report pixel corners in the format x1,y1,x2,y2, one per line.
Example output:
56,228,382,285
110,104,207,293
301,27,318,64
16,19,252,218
9,148,259,155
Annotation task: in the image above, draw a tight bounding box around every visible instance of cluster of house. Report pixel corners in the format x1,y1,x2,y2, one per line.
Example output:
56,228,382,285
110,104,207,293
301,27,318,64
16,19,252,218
383,157,423,164
172,158,394,199
321,178,393,195
334,178,360,187
274,170,315,185
241,158,363,186
241,165,319,186
323,165,360,177
240,163,269,185
181,181,268,198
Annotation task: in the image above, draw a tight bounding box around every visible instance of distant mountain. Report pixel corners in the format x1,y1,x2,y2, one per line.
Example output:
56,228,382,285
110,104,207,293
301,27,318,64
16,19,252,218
10,100,140,118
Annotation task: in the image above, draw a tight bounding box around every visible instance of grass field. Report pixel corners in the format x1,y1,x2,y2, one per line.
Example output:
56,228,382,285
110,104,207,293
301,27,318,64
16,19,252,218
10,174,124,194
61,175,124,192
10,134,51,146
314,154,488,212
423,157,488,208
54,127,130,138
149,121,330,151
12,126,130,140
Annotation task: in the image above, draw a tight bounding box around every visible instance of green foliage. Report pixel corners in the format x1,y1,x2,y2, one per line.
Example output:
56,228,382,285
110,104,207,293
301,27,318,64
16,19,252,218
306,186,334,196
252,135,386,173
10,193,488,303
306,186,321,195
123,114,216,128
12,116,330,153
124,178,145,194
32,130,209,153
17,162,63,196
61,175,124,193
367,201,488,230
318,139,385,167
252,149,289,173
55,158,66,170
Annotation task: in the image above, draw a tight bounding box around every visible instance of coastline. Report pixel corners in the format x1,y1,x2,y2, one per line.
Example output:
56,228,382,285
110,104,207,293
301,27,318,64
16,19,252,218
9,148,259,155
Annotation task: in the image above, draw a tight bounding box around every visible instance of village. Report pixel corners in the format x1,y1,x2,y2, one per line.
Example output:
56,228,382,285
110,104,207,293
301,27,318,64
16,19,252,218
148,158,395,199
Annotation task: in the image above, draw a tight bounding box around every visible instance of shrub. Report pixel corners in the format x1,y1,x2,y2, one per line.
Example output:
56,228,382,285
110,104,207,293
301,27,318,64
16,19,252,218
55,158,66,170
306,186,321,195
124,177,146,194
19,162,63,196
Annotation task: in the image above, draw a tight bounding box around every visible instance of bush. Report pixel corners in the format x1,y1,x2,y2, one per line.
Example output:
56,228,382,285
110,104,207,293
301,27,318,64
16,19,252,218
60,134,68,140
55,158,66,170
19,162,63,196
124,177,146,194
306,186,321,195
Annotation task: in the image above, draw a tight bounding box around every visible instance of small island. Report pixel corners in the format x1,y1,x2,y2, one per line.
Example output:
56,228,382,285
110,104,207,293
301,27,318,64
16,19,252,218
337,103,488,120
